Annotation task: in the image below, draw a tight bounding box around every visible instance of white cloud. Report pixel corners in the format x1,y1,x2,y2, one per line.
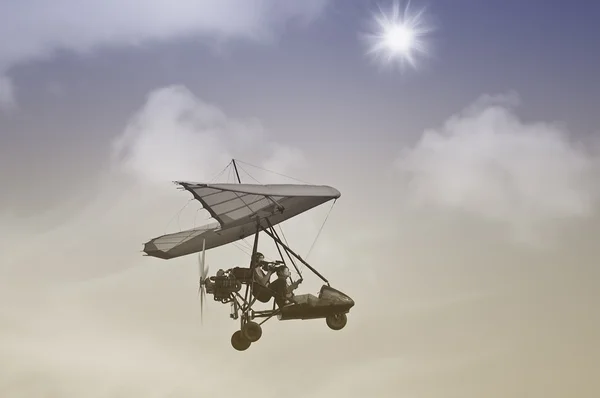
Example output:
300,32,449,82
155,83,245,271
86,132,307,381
111,84,307,186
112,85,237,184
394,92,600,243
0,0,330,109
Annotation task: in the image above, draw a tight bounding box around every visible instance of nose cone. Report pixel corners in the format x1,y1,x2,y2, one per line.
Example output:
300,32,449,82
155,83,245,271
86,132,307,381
345,295,355,309
336,291,355,310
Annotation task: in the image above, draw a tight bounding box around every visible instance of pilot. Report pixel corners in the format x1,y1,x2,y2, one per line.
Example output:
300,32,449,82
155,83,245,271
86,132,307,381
231,251,267,283
251,252,268,269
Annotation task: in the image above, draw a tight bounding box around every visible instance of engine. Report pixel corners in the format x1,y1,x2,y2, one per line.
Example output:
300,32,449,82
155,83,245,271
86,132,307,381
205,273,242,302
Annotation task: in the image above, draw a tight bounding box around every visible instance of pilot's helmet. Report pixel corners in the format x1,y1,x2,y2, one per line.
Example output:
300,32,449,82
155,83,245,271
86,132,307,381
253,252,265,263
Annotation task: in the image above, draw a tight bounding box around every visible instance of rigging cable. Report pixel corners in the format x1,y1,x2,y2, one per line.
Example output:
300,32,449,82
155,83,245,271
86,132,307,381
227,164,233,184
237,163,261,184
305,198,337,261
208,160,232,183
233,159,310,184
163,198,193,234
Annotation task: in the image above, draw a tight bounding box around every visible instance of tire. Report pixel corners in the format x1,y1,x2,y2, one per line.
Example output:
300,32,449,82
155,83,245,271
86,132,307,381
326,313,347,330
231,330,251,351
242,321,263,342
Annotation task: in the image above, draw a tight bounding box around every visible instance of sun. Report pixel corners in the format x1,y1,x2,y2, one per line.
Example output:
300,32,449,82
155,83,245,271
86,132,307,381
362,0,434,71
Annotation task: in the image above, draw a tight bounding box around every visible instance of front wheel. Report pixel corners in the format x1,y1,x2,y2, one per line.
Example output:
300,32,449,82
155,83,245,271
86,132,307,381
326,313,347,330
231,330,251,351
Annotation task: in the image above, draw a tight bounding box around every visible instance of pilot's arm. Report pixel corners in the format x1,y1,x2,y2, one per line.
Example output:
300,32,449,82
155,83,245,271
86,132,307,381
262,268,278,284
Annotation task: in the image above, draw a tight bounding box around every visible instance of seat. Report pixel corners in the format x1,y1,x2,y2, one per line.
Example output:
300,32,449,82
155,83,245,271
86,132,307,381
251,267,274,303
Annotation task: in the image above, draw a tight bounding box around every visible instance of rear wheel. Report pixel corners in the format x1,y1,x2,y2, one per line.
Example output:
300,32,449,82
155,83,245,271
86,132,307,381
326,313,347,330
231,330,251,351
242,321,263,342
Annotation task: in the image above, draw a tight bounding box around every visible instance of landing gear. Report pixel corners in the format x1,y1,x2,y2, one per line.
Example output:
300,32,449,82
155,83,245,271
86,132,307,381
231,330,251,351
326,313,347,330
231,321,262,351
242,321,262,342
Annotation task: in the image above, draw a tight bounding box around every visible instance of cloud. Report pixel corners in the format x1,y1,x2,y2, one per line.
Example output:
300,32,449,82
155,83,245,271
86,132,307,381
0,0,330,109
111,85,308,184
394,92,600,243
113,85,240,184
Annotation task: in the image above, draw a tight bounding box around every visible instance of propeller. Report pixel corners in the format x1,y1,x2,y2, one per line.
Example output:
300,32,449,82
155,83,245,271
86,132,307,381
198,239,209,324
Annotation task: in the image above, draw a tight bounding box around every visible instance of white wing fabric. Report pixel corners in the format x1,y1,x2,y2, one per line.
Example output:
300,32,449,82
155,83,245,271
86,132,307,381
143,182,340,259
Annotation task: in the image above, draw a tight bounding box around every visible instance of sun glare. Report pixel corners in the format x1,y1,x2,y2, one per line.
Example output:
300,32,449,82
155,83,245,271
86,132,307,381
385,24,415,53
362,0,434,71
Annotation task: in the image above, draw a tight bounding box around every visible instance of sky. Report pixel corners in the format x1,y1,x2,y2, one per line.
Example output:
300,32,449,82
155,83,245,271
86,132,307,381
1,0,600,396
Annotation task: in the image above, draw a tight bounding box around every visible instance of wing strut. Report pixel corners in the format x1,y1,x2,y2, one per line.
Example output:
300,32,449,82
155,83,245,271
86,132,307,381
263,219,330,286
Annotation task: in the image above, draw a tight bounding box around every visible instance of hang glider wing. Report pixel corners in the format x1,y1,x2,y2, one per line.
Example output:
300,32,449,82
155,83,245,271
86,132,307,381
143,182,340,260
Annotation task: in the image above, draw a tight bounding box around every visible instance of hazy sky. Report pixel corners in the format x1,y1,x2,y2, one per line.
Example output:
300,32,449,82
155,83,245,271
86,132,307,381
1,1,600,397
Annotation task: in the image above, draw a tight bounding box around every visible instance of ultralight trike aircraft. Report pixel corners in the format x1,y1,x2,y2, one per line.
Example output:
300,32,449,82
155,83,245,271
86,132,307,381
142,160,355,351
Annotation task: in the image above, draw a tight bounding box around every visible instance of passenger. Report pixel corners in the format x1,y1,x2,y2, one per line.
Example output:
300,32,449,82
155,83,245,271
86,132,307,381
267,265,301,308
